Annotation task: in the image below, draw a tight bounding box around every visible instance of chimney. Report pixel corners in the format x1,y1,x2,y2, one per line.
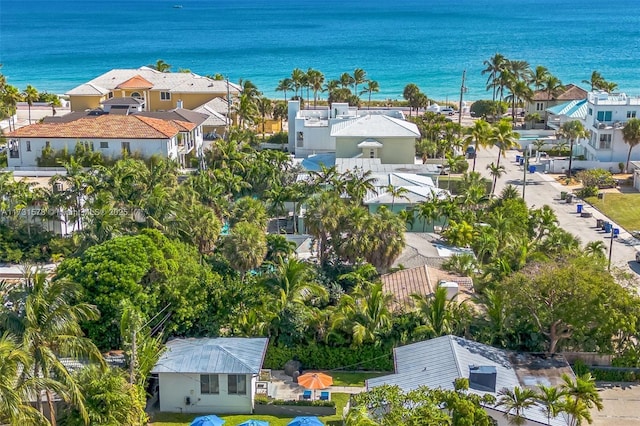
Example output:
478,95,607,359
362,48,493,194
177,99,184,109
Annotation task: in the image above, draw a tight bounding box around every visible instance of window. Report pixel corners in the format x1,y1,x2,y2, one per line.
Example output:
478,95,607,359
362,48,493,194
599,134,612,150
160,92,171,101
228,374,247,395
296,131,304,148
200,374,219,394
596,111,612,121
108,92,114,99
536,102,544,111
628,111,637,119
100,141,109,149
121,142,131,154
588,108,593,116
131,92,141,99
26,141,31,151
369,149,375,158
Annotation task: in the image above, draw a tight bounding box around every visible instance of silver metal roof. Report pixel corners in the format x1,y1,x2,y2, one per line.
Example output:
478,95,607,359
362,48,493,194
151,337,268,374
367,336,571,426
330,114,420,138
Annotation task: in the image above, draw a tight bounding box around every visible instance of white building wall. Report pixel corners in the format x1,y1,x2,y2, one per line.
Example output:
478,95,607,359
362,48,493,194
157,373,254,414
7,137,175,168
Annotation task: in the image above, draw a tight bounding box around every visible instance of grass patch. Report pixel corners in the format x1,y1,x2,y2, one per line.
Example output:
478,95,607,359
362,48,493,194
330,371,385,387
585,193,640,232
149,393,350,426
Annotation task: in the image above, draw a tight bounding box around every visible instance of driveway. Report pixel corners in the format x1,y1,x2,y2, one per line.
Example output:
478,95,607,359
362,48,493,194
473,145,640,280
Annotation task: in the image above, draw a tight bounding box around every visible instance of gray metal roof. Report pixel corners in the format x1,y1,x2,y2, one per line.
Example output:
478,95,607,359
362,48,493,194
330,114,420,138
135,108,209,126
367,336,572,426
151,337,268,374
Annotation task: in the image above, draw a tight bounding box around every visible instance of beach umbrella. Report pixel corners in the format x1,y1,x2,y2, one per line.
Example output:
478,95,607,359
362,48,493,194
287,416,324,426
190,415,225,426
297,372,333,390
238,420,269,426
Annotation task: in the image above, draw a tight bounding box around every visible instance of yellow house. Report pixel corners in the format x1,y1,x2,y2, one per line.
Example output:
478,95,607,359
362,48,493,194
66,67,241,112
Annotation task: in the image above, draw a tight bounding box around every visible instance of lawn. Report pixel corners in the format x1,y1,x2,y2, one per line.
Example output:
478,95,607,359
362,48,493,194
149,393,349,426
585,192,640,232
329,371,385,387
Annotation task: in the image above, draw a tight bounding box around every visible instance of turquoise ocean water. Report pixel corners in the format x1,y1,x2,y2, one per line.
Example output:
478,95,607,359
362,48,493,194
1,0,640,102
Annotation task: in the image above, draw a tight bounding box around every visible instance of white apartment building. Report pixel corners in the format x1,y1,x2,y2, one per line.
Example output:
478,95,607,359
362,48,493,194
287,101,420,164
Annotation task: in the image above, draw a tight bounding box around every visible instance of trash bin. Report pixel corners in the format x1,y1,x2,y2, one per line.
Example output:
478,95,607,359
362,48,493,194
602,221,608,231
519,158,524,166
528,165,536,173
566,194,573,203
604,222,612,233
597,192,604,200
577,204,583,214
560,191,567,200
516,155,521,163
613,228,620,238
596,218,604,228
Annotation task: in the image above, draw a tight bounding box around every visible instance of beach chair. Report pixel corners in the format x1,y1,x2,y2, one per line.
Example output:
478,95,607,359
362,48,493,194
302,390,312,400
319,391,330,401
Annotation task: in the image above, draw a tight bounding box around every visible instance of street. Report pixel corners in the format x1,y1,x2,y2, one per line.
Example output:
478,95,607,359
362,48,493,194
472,144,640,280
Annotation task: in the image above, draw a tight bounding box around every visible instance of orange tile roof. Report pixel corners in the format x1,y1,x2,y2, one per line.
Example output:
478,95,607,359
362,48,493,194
7,115,180,139
115,74,154,89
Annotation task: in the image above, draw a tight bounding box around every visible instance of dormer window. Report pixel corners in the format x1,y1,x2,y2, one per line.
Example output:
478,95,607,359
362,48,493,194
131,92,141,99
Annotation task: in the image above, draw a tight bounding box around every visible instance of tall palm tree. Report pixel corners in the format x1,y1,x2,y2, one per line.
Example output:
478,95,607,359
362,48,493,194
497,386,538,425
257,96,273,140
558,120,588,178
340,72,354,89
464,119,491,171
222,221,267,274
360,80,380,109
352,68,367,97
1,271,104,426
622,118,640,172
276,78,293,102
410,286,468,338
544,75,565,100
307,69,325,108
482,53,507,101
531,66,550,91
290,68,305,100
263,257,328,313
2,85,22,131
491,119,520,168
151,59,171,72
385,184,409,210
486,162,506,196
22,85,38,124
582,71,605,91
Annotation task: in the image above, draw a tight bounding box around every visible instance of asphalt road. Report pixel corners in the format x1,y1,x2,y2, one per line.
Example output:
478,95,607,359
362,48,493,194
472,145,640,280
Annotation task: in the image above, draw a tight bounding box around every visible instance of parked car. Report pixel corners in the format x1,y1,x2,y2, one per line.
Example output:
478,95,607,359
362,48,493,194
438,107,456,116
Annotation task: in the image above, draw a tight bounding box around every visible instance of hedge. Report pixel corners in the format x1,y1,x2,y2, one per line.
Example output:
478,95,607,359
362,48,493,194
264,342,394,371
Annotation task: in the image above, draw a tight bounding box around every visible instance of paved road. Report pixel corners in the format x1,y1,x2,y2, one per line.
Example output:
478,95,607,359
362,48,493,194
472,145,640,279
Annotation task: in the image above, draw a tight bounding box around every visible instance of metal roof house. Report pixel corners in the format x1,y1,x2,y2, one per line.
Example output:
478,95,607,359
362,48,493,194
151,337,269,414
367,335,574,426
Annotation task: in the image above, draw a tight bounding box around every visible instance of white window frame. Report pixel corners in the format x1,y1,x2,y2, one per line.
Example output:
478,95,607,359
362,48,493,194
160,92,171,101
227,374,247,395
598,133,612,150
200,374,219,395
100,141,109,149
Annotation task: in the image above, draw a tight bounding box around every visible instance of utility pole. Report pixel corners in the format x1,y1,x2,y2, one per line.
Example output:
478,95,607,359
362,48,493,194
608,226,615,271
522,147,528,200
458,69,467,131
226,76,231,137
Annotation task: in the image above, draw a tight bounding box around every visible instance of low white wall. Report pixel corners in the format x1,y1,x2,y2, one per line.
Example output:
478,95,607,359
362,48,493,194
547,159,625,174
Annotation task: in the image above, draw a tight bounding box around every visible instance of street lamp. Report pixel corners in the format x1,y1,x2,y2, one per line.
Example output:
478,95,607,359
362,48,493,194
608,226,615,271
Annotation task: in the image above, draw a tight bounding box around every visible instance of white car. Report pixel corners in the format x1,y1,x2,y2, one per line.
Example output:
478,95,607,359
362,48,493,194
438,107,456,116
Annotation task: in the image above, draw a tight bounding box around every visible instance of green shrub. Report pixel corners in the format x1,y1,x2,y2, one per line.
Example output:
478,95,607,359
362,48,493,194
266,132,288,145
264,342,394,371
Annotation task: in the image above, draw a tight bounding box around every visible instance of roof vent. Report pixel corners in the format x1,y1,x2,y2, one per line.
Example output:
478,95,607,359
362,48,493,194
468,365,497,392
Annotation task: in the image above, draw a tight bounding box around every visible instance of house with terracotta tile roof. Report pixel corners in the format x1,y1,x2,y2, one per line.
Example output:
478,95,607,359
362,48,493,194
5,112,201,168
525,84,588,129
66,67,241,113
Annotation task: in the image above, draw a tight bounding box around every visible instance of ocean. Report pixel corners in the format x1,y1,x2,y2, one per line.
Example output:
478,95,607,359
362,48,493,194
1,0,640,102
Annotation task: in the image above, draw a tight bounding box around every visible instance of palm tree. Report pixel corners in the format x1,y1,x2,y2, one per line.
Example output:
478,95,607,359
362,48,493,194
385,184,409,210
304,191,343,265
352,68,367,97
559,120,588,178
257,96,273,139
532,138,546,161
340,72,354,89
403,83,421,117
276,78,293,102
491,119,520,168
585,240,606,258
263,257,328,313
151,59,171,72
360,80,380,109
536,384,565,425
560,373,603,426
544,75,565,100
582,71,605,91
2,85,22,131
410,286,469,338
22,84,38,124
486,162,506,196
290,68,305,100
622,118,640,172
531,66,550,91
222,221,267,274
497,386,538,425
307,69,325,108
1,271,104,425
464,119,492,171
482,53,507,101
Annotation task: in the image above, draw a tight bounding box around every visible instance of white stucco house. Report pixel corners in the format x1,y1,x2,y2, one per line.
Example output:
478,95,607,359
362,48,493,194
367,335,575,426
5,108,206,168
287,101,420,163
151,337,269,414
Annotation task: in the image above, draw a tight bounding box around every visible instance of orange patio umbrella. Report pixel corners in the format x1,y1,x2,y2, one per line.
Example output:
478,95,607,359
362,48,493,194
297,372,333,390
